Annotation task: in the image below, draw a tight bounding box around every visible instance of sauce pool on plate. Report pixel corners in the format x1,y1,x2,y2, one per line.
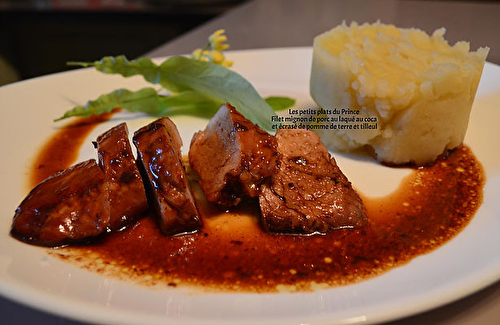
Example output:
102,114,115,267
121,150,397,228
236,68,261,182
31,118,484,293
31,112,116,185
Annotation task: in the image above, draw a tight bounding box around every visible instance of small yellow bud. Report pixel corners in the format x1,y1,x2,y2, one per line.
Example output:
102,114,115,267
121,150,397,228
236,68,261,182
192,29,233,67
220,59,233,68
210,50,225,64
209,29,230,51
191,48,203,60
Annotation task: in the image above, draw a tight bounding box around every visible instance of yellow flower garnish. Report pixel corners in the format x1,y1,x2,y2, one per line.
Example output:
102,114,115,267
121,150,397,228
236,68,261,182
191,29,233,67
191,49,210,62
209,29,230,51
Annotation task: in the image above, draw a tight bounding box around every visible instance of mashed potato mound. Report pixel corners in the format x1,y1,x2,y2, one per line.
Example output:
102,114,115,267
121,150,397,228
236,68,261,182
310,21,489,165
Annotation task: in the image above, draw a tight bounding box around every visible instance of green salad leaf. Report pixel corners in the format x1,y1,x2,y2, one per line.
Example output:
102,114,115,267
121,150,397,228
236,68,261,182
55,85,291,122
265,96,296,111
60,31,295,132
159,56,277,131
68,56,181,92
55,87,160,121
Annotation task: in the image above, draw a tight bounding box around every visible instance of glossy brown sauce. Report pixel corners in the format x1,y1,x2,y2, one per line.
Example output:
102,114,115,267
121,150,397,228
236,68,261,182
35,120,484,293
30,112,117,186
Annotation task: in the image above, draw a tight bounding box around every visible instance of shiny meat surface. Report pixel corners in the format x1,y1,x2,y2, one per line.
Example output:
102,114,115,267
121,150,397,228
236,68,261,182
133,117,202,235
11,159,110,246
189,104,278,207
95,123,148,231
259,129,366,234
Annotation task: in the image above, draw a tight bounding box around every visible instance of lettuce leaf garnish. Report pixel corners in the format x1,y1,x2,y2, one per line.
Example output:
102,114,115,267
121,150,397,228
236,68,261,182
58,31,295,133
55,86,221,121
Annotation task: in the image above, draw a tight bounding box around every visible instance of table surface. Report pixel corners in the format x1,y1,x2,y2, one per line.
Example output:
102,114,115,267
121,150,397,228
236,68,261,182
2,0,500,324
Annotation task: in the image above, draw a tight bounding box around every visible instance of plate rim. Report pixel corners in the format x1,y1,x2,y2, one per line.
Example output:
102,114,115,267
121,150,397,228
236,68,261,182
0,46,499,325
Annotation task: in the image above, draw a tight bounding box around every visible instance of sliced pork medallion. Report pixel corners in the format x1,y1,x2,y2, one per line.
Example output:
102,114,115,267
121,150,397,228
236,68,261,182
11,159,110,247
189,104,278,207
259,129,366,234
95,123,148,231
133,117,202,235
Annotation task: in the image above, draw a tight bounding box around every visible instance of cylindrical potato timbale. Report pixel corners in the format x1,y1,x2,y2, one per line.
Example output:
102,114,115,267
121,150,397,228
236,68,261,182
310,21,489,165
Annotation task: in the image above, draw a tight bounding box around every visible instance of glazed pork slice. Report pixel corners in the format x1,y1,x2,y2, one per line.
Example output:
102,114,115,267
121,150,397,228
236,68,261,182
189,104,278,207
133,117,202,235
259,129,366,234
11,159,110,247
95,123,149,231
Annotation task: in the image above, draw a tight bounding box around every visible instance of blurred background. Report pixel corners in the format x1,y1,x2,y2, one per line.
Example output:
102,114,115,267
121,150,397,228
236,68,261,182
0,0,248,86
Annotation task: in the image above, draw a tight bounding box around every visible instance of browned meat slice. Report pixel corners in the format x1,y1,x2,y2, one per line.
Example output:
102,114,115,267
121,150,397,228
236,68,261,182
133,117,202,235
11,159,110,246
95,123,149,231
259,129,366,234
189,104,278,207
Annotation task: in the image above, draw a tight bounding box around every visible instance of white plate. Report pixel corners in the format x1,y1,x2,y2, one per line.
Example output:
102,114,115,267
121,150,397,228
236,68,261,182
0,48,499,325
